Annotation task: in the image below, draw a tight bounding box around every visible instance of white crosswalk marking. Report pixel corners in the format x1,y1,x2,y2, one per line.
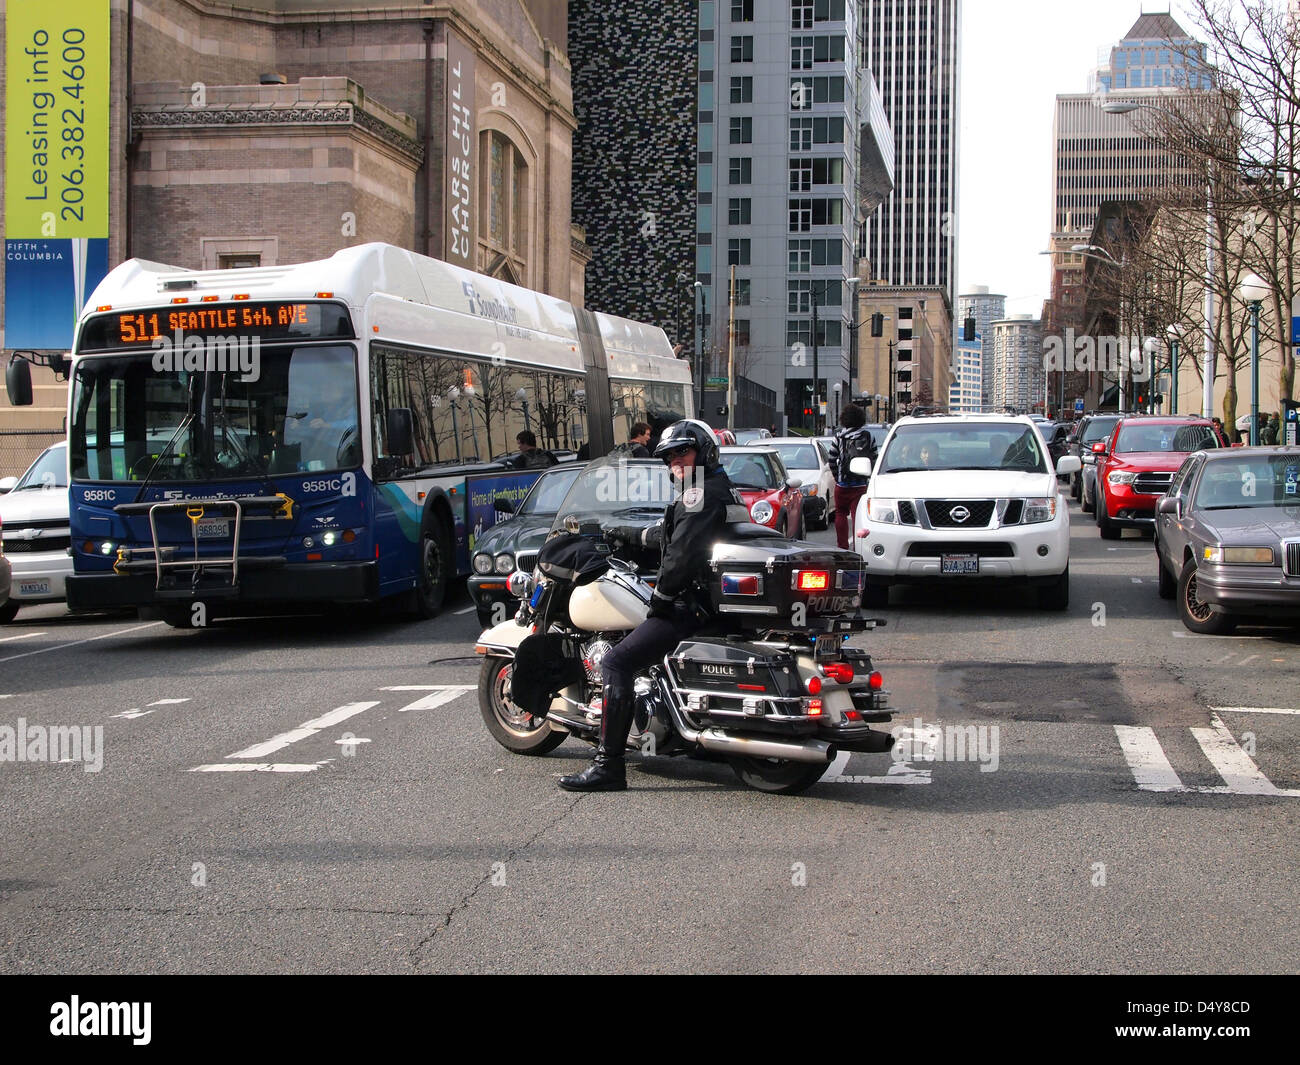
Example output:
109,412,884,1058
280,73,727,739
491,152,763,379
1115,718,1300,797
1114,726,1183,792
825,724,935,785
190,762,332,773
1212,706,1300,716
227,701,380,759
397,686,475,713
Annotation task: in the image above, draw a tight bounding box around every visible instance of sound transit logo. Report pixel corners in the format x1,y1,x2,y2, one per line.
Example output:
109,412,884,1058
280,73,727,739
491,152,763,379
151,328,260,382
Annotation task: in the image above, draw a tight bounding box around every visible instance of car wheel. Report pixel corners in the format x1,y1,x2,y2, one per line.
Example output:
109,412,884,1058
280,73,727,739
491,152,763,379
1037,567,1069,610
0,601,20,624
795,511,806,539
1071,474,1081,502
1177,559,1237,635
1156,548,1176,600
1081,483,1094,514
1097,499,1121,540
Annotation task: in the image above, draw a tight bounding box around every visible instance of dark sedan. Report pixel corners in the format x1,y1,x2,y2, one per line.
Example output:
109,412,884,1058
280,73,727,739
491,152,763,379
468,463,582,627
1154,446,1300,634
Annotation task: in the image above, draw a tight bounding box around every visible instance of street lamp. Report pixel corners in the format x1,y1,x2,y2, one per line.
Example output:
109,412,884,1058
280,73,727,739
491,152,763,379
692,281,705,416
1166,325,1184,414
1238,271,1270,445
1141,337,1159,413
832,381,842,427
1098,97,1216,421
1071,242,1125,266
514,387,531,435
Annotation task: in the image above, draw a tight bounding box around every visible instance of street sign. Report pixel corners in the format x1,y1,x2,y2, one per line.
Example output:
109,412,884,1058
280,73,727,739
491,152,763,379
819,401,827,416
1286,406,1298,446
1074,398,1084,413
706,376,728,389
1292,293,1299,345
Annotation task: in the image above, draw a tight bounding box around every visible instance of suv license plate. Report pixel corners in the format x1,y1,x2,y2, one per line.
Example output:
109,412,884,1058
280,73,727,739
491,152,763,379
941,553,979,575
814,634,840,660
196,519,230,539
19,580,51,596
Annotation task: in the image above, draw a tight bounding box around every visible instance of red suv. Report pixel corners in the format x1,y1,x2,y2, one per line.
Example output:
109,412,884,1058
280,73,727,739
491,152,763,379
1094,416,1221,539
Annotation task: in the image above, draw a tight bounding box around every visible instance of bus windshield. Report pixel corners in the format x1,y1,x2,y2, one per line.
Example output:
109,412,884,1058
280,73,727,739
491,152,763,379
69,345,360,483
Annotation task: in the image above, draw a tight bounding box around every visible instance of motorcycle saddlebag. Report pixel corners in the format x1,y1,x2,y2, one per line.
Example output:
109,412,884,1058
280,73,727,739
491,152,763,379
707,539,865,628
668,638,802,700
511,632,585,719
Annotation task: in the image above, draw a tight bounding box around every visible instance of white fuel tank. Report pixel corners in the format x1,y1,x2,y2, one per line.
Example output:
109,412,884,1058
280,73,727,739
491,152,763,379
569,578,648,632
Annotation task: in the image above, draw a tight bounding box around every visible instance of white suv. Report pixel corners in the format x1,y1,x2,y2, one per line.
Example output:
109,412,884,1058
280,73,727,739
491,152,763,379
851,415,1081,610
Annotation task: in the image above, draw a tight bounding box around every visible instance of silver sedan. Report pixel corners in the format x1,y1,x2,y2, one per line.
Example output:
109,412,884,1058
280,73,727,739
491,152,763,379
1154,446,1300,634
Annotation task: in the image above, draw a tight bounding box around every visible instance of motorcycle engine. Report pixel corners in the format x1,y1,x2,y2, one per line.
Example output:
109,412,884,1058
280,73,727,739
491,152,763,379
580,638,615,686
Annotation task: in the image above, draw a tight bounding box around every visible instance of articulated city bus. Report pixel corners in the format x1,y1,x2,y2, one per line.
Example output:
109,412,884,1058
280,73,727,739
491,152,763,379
45,243,691,625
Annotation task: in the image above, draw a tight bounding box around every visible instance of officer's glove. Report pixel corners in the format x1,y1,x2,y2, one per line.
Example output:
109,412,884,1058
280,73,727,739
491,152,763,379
646,590,676,620
605,525,644,549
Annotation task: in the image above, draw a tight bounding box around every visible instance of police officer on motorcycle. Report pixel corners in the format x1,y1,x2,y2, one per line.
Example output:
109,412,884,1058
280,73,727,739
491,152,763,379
559,419,744,792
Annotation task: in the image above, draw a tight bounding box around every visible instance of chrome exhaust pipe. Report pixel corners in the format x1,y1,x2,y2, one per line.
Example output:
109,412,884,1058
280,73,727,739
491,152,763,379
695,729,836,764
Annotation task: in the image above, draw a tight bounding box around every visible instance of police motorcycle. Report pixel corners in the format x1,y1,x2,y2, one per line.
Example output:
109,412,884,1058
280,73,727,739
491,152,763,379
474,462,894,795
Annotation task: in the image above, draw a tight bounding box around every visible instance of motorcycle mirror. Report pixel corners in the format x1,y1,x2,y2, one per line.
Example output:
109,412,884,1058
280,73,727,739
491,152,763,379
563,514,581,534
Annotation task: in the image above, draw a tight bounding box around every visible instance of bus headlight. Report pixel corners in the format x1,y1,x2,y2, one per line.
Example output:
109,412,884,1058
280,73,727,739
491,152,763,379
472,552,494,575
322,531,338,546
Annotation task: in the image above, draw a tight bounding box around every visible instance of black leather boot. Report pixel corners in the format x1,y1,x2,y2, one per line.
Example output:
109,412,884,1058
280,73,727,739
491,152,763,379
559,690,634,792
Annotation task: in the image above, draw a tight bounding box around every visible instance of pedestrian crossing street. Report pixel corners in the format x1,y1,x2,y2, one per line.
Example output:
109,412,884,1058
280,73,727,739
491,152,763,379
164,685,1300,797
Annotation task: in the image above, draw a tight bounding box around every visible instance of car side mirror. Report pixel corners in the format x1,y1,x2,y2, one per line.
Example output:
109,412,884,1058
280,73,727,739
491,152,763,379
1157,496,1181,518
1091,441,1107,455
849,457,873,477
494,495,515,514
785,476,801,490
0,476,17,494
6,355,33,406
1056,455,1081,475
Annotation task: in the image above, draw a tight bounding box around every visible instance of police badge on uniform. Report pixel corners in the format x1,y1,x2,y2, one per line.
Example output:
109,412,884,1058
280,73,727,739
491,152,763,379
682,486,704,510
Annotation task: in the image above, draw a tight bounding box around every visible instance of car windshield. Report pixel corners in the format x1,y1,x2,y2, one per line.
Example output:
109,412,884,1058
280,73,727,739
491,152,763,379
774,443,819,471
13,445,68,490
519,466,581,515
879,423,1047,474
1082,418,1119,444
1197,458,1300,509
1115,424,1218,454
69,345,360,482
551,458,674,528
734,430,770,445
722,451,778,489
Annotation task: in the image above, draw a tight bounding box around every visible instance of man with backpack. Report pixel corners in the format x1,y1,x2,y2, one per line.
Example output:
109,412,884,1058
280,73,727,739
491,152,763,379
826,404,878,550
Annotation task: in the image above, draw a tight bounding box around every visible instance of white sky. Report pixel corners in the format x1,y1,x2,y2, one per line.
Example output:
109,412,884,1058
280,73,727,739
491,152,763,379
956,0,1195,315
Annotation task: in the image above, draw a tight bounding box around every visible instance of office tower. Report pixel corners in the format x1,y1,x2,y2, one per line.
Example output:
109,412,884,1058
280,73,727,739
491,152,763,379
957,286,1006,410
990,315,1045,414
858,0,960,307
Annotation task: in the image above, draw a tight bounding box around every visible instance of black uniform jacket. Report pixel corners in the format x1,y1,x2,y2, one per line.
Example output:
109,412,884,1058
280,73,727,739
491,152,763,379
644,464,747,604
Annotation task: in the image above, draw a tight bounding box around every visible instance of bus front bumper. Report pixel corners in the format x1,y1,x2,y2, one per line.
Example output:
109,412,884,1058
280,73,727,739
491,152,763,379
65,561,379,611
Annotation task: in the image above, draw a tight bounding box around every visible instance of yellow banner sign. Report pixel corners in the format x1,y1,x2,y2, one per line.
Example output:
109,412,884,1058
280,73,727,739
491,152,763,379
5,0,110,239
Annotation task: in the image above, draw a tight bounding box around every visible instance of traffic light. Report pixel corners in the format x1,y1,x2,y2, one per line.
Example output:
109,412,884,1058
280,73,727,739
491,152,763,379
963,316,976,342
870,313,883,338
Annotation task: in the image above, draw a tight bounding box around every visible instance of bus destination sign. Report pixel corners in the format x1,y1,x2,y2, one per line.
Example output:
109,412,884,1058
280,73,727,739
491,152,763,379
78,300,354,352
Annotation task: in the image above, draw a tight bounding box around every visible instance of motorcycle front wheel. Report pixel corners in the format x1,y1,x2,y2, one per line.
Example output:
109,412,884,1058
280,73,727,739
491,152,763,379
478,657,567,755
728,756,828,795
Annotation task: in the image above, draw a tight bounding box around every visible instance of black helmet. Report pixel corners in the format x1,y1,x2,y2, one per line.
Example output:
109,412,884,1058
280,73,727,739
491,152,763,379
653,418,718,469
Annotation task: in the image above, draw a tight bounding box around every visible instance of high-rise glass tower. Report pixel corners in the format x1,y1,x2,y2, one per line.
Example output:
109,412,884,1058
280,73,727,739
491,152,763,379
858,0,960,306
957,286,1005,410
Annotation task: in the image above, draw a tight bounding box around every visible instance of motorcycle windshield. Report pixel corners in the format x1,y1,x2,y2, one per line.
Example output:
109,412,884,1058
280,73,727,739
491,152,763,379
550,455,674,533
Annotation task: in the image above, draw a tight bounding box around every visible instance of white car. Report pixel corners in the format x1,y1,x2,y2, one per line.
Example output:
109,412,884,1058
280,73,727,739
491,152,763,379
0,442,72,622
768,437,835,530
851,415,1081,610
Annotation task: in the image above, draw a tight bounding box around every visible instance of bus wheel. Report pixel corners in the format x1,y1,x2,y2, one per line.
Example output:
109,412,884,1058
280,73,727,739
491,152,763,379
413,516,452,618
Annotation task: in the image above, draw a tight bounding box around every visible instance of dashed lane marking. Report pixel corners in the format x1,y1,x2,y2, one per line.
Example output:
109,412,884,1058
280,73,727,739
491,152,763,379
397,686,476,712
189,761,333,773
148,698,191,706
111,710,154,720
0,632,44,643
227,701,381,760
453,605,477,615
0,621,164,664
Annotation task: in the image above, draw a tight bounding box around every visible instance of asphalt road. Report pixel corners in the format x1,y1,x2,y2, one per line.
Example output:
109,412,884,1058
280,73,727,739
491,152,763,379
0,497,1297,974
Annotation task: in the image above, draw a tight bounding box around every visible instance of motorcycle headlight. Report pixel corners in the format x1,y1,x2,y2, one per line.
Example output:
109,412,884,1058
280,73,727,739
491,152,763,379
866,497,901,524
472,552,494,575
1023,496,1057,524
1108,471,1135,485
750,500,774,525
494,552,515,574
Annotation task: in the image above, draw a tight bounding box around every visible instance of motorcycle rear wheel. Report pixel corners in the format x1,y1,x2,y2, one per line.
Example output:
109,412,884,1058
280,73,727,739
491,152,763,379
728,756,828,795
478,657,567,755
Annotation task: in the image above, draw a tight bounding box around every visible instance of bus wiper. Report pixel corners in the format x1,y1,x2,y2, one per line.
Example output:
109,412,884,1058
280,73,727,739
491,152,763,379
133,374,200,504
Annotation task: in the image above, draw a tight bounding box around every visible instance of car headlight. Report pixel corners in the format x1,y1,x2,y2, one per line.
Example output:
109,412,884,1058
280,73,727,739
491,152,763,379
799,483,817,497
866,498,901,524
1107,471,1135,485
494,552,515,574
1203,546,1274,564
472,552,494,575
750,500,774,525
1023,496,1057,524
